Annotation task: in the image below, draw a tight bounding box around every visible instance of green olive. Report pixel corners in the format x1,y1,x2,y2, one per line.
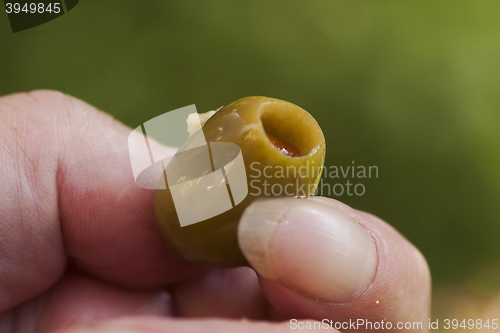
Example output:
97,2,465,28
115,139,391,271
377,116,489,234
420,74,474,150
155,96,325,268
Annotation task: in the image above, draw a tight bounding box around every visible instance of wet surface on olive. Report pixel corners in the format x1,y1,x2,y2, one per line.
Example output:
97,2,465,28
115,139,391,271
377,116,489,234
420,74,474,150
265,132,301,157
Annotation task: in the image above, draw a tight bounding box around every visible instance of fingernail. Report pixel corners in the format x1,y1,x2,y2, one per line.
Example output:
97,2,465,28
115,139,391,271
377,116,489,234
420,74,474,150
238,198,377,302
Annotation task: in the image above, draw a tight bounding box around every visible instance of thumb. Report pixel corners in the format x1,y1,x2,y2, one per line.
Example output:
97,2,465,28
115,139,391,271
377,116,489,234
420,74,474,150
237,197,431,332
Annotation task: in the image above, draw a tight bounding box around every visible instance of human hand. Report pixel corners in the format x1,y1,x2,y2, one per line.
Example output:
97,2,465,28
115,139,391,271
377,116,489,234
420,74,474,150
0,91,430,332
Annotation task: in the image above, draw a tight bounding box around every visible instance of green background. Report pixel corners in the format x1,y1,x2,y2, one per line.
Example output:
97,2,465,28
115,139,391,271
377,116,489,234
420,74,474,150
1,1,499,291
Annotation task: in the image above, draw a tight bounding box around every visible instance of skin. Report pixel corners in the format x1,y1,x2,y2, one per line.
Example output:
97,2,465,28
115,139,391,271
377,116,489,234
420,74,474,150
156,96,325,268
0,91,431,332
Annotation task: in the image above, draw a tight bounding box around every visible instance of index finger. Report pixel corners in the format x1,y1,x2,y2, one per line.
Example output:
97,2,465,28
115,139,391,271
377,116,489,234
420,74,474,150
0,90,203,312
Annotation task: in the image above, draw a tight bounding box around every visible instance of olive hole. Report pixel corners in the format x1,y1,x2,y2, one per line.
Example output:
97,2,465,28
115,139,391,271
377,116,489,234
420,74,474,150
260,103,322,157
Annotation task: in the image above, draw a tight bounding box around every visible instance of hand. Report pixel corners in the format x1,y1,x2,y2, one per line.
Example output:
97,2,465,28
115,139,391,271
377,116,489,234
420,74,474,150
0,91,431,332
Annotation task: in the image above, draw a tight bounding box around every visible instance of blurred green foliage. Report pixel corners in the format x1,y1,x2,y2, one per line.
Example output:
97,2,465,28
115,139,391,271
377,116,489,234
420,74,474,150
1,1,499,286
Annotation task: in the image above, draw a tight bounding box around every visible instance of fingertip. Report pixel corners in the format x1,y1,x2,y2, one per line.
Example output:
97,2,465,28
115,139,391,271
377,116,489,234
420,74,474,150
238,197,378,303
239,196,431,328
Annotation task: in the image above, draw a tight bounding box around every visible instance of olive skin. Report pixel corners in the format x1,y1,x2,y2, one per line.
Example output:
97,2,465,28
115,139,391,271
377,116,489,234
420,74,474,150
155,96,325,268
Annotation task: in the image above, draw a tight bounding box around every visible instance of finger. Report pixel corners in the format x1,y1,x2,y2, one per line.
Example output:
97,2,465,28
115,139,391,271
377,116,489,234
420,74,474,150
171,267,268,319
0,90,203,312
56,317,332,333
238,197,431,332
5,271,172,333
